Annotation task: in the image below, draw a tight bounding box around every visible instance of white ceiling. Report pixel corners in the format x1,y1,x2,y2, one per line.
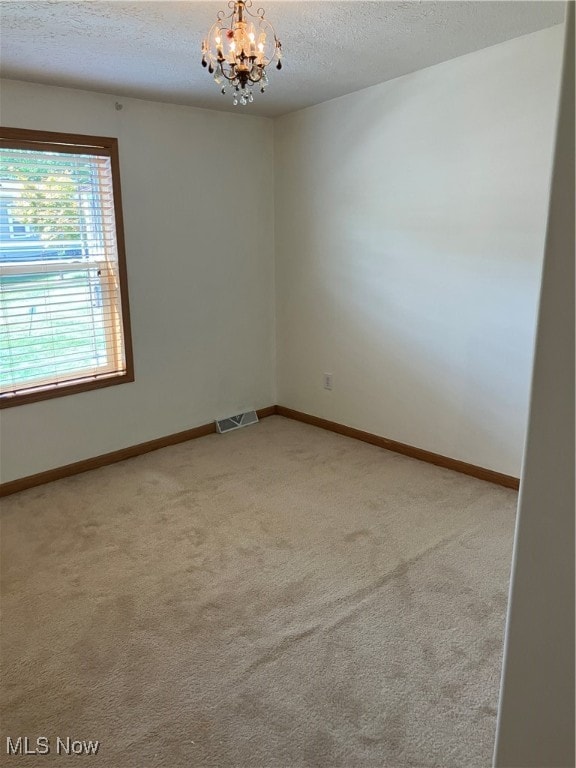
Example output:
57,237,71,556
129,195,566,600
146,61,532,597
0,1,565,117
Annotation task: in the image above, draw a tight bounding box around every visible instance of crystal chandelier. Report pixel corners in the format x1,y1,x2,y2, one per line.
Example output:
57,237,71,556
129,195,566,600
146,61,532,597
201,0,283,106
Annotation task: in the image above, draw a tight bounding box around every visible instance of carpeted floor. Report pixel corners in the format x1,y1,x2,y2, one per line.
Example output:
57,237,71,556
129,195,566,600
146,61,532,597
1,416,517,767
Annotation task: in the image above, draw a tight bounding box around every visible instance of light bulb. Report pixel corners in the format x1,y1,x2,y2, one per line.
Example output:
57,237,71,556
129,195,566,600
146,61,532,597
215,35,221,45
249,32,255,43
257,42,264,52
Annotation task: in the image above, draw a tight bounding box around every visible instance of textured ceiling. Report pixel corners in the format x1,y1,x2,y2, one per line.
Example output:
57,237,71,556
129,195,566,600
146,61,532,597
0,1,565,117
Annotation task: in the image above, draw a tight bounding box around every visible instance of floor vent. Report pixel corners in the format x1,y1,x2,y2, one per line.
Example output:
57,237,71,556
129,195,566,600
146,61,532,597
215,410,259,434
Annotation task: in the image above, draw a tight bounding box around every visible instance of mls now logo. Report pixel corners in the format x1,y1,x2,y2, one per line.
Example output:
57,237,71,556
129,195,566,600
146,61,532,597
6,736,100,756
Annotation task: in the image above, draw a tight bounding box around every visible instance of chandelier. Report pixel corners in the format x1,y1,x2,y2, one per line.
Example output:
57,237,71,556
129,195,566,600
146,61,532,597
201,0,283,106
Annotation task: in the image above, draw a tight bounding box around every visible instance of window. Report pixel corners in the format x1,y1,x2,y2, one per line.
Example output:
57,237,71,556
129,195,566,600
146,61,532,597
0,128,133,407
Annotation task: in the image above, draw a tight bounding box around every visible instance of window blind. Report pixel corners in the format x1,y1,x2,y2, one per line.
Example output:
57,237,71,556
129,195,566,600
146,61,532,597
0,129,133,406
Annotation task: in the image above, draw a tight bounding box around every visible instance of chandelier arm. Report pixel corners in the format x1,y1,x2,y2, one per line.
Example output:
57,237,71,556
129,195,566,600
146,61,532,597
220,68,239,83
248,68,264,84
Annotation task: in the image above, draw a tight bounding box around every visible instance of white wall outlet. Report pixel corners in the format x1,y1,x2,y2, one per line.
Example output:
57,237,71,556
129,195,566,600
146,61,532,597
323,373,333,390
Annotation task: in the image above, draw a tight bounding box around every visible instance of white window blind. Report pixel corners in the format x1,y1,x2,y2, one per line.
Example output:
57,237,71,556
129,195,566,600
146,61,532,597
0,129,133,406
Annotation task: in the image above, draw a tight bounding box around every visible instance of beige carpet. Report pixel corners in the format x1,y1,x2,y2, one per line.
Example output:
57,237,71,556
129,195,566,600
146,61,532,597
1,416,517,767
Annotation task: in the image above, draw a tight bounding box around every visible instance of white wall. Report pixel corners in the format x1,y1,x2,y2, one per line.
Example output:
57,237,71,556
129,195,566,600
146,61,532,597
0,80,275,483
0,26,564,484
494,5,575,765
274,26,563,477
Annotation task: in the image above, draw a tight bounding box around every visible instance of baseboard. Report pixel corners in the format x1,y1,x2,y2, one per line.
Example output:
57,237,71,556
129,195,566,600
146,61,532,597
0,403,519,497
275,405,520,490
0,405,278,498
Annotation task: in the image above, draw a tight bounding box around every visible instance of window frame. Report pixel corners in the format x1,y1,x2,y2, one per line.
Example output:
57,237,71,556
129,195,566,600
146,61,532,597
0,127,134,408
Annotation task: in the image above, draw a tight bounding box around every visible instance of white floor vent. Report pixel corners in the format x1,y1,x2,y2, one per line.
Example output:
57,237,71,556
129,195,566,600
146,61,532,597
215,410,259,434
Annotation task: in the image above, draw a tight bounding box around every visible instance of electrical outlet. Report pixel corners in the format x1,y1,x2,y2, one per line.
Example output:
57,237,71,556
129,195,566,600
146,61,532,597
323,373,333,390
